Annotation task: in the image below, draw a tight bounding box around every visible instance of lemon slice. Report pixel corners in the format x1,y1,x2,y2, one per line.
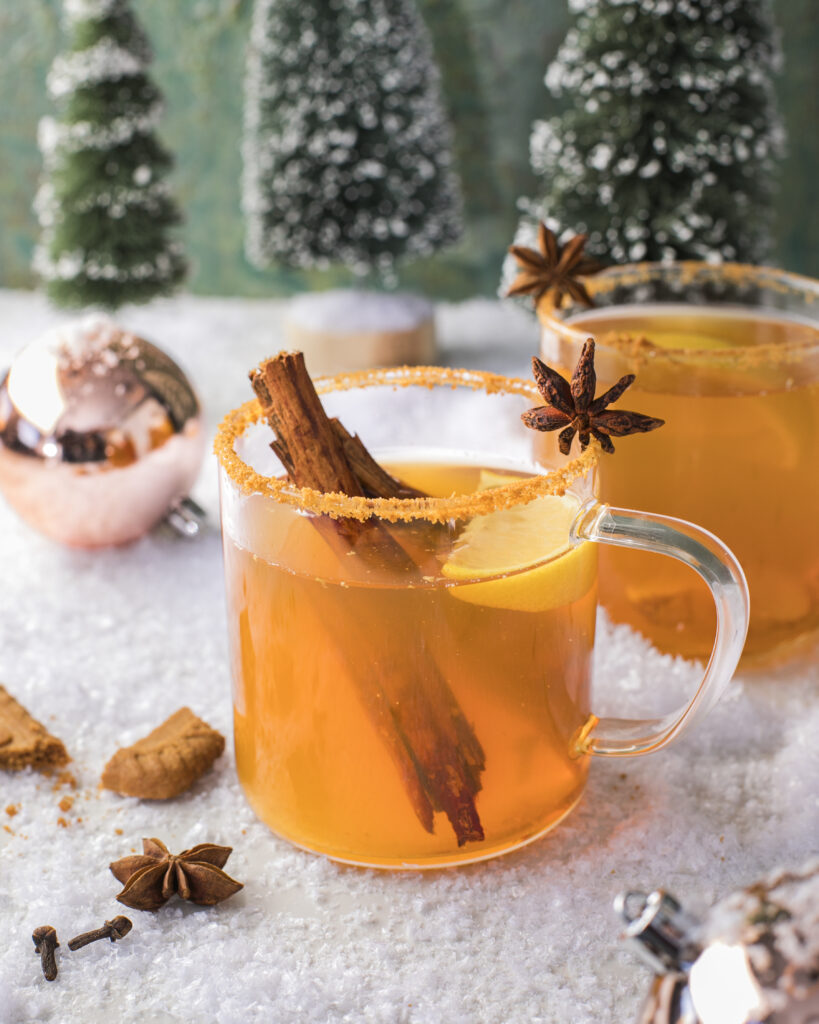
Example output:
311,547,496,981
442,486,596,613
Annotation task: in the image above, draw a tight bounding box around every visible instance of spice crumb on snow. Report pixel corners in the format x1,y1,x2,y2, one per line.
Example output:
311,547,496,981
286,289,433,334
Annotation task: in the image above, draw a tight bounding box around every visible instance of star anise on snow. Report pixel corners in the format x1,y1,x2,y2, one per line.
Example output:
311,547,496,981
110,837,243,911
507,222,603,309
522,340,664,454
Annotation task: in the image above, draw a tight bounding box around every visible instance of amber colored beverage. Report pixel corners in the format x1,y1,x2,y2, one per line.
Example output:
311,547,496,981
217,364,749,868
542,300,819,664
222,459,594,868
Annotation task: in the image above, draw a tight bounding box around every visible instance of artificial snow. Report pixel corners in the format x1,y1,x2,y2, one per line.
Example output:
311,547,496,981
37,104,164,157
287,289,432,333
0,289,817,1023
49,313,126,365
47,39,145,99
64,0,121,20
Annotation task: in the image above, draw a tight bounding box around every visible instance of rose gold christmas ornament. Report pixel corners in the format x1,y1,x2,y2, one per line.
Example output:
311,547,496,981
0,315,206,547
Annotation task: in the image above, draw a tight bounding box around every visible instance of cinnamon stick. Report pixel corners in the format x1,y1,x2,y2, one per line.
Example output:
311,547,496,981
249,352,485,846
330,420,423,499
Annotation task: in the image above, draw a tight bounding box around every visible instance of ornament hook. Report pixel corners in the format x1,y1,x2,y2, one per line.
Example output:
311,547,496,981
165,496,207,538
614,890,701,974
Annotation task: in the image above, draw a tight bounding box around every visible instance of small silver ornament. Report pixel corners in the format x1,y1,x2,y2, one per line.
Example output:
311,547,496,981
617,860,819,1024
0,315,206,547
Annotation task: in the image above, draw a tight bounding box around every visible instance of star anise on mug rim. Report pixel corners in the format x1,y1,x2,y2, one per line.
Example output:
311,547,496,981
522,340,665,454
507,222,603,310
110,837,243,911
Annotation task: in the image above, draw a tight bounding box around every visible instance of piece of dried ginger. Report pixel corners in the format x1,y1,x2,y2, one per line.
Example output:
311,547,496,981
0,685,69,774
101,707,224,799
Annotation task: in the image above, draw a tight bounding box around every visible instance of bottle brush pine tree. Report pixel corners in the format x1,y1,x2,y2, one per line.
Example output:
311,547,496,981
34,0,187,309
242,0,463,279
519,0,786,266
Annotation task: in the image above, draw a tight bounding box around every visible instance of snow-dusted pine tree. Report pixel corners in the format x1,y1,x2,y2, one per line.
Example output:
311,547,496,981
34,0,187,309
520,0,786,265
243,0,463,278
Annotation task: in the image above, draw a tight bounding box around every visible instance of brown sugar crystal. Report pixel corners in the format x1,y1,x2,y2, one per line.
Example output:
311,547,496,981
0,686,69,774
101,708,225,800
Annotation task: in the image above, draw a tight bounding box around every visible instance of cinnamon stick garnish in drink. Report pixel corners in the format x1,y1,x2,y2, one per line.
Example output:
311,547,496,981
249,352,485,846
330,419,424,500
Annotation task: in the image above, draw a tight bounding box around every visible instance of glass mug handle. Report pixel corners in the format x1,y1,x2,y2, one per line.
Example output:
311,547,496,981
570,501,750,757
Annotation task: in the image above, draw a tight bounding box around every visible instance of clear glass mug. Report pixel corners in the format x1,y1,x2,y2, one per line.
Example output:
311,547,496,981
538,263,819,666
215,367,749,869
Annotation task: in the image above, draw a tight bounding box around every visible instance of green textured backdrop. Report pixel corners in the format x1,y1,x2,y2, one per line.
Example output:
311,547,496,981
1,0,816,300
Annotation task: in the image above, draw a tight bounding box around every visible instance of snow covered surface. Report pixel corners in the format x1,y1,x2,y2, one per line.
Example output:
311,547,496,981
286,289,432,333
0,289,817,1023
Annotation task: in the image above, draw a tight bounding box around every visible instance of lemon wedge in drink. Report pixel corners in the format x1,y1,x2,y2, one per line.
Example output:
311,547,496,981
442,482,596,613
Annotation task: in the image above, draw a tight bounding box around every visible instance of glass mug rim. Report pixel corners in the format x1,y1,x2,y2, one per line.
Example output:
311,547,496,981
538,260,819,364
214,364,600,525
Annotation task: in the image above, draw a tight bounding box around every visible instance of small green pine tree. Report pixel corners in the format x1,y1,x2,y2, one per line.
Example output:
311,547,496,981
521,0,786,265
243,0,463,278
34,0,187,310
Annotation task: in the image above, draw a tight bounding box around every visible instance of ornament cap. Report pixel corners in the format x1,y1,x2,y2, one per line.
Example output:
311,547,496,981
615,890,701,974
165,496,207,538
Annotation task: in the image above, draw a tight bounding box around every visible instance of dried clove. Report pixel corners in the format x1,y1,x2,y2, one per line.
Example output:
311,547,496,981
32,925,59,981
67,916,132,951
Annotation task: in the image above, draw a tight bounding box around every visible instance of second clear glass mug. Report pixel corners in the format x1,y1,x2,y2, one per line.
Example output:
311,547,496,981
539,262,819,665
215,367,749,869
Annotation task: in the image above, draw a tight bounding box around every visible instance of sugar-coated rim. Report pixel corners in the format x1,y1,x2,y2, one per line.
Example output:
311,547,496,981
214,365,599,523
538,261,819,367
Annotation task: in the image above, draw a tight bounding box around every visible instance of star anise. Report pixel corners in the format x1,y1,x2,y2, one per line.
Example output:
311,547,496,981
110,837,243,911
522,340,664,454
507,222,603,309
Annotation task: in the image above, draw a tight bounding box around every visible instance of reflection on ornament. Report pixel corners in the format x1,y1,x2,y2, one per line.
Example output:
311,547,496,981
688,942,766,1024
0,315,205,547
